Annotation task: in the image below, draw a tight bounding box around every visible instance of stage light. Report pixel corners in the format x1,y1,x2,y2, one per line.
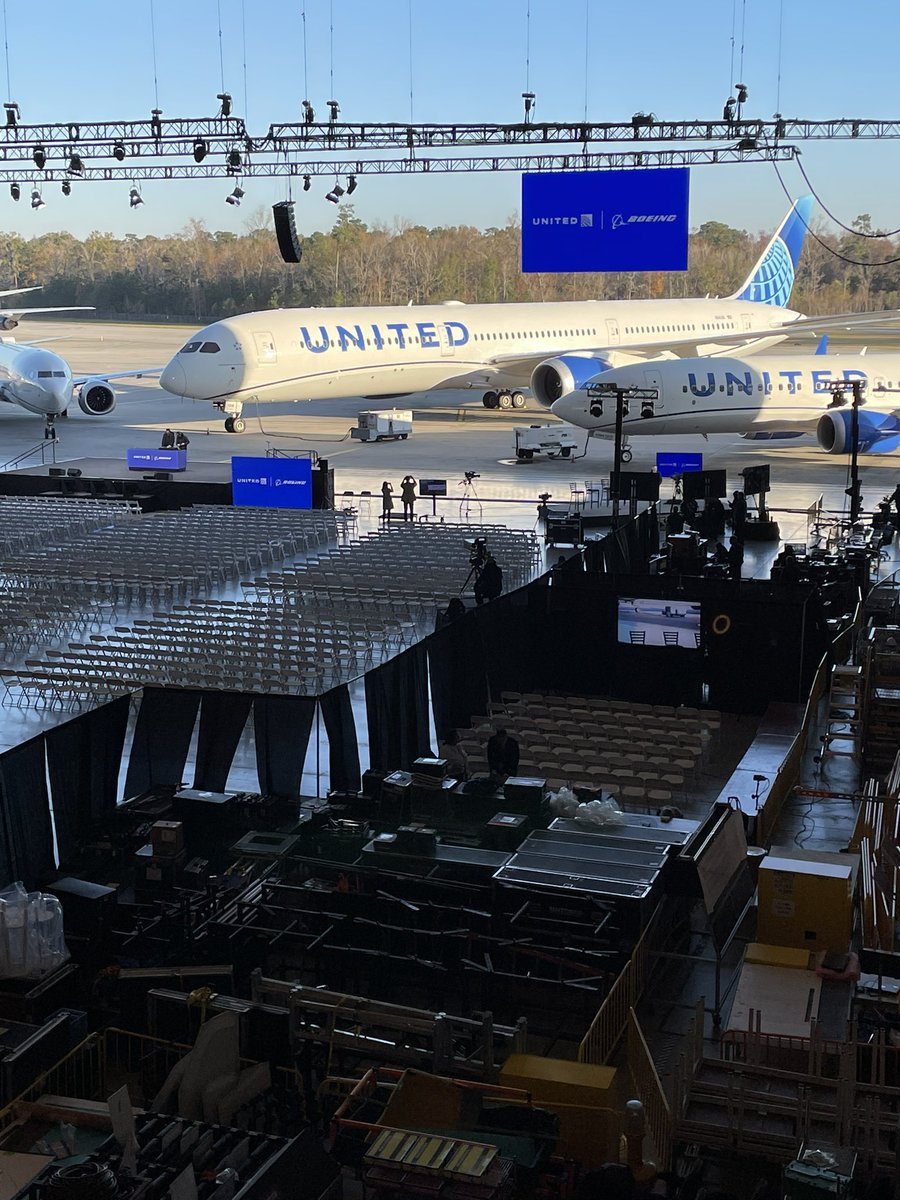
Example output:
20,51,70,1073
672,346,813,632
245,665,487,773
522,91,535,122
67,153,84,175
112,141,126,161
723,97,736,122
227,148,242,171
30,188,44,210
9,182,19,201
61,180,71,196
327,99,340,122
303,174,311,191
325,183,344,204
302,99,315,124
346,175,357,195
226,185,244,206
129,185,143,208
32,145,46,170
192,138,208,163
735,83,748,104
3,102,19,128
217,92,232,117
151,108,163,137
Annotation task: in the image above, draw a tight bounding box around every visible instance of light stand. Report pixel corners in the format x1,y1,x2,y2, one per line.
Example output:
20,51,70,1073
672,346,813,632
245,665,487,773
585,381,658,528
817,378,865,524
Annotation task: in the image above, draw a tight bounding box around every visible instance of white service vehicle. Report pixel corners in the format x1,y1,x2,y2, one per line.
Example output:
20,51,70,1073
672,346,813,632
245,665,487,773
514,423,581,460
350,409,413,442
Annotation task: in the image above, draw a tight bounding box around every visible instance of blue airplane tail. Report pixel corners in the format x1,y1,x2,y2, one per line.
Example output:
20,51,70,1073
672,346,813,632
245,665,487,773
729,195,814,308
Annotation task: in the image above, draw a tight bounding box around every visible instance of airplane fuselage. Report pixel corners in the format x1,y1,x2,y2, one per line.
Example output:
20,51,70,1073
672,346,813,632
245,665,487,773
550,353,900,437
0,342,72,417
159,297,801,409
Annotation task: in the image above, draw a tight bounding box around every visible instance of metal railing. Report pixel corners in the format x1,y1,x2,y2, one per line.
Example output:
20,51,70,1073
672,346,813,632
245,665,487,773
1,439,58,471
627,1009,673,1171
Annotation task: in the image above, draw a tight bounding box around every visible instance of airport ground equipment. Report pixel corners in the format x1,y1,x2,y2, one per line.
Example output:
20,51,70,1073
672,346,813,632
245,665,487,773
514,424,579,461
351,409,413,443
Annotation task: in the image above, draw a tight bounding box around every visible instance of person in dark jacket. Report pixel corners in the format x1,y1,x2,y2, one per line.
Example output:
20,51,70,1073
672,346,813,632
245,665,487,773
160,428,175,449
487,726,519,779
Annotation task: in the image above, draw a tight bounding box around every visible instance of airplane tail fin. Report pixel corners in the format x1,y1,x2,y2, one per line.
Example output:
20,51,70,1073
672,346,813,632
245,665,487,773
729,194,813,307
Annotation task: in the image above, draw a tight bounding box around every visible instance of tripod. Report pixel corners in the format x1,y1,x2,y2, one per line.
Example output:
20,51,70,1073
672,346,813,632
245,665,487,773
461,559,484,593
458,476,483,521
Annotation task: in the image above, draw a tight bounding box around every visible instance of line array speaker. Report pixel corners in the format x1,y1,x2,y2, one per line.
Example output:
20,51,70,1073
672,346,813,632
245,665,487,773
272,200,302,264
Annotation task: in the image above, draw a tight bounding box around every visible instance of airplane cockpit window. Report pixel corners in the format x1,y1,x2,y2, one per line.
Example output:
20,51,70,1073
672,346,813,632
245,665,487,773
53,371,66,377
180,342,201,353
199,342,221,353
38,370,52,377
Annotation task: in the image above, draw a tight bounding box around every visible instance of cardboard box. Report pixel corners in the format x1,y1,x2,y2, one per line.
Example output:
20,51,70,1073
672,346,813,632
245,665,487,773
757,851,855,952
150,820,184,858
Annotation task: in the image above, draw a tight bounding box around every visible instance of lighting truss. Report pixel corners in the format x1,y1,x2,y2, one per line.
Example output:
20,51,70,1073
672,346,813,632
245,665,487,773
0,145,800,184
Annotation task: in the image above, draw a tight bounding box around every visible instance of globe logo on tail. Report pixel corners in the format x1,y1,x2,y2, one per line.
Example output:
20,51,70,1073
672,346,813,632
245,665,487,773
744,237,794,308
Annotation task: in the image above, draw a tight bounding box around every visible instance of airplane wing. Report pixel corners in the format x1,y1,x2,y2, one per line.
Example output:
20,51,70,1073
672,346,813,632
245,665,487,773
0,287,41,300
73,368,163,386
3,306,96,318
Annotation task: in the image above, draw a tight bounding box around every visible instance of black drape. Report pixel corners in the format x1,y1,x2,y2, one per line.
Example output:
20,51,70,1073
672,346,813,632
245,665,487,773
123,687,202,800
319,685,361,793
46,696,130,863
428,614,490,737
0,737,54,887
254,694,316,797
365,644,432,772
193,692,253,792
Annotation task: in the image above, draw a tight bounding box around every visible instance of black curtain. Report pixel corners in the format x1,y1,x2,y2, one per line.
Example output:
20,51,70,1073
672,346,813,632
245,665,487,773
193,692,254,792
319,685,361,793
123,687,202,800
428,613,490,737
365,644,432,771
254,694,316,797
0,737,54,887
46,696,130,863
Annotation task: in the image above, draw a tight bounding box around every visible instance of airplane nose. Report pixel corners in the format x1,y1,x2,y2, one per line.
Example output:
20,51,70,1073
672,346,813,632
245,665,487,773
161,359,186,396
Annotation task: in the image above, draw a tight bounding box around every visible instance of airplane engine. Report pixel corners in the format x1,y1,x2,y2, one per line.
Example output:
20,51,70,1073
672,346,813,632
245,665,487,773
816,408,900,454
531,355,614,408
0,317,19,332
77,379,116,415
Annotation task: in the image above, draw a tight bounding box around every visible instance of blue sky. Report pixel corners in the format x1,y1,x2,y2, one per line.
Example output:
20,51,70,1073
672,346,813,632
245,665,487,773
2,0,898,243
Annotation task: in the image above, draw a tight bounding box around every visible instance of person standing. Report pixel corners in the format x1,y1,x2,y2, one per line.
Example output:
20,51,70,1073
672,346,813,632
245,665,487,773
175,430,190,451
381,480,394,521
400,475,417,522
730,490,747,540
486,726,520,780
160,428,175,449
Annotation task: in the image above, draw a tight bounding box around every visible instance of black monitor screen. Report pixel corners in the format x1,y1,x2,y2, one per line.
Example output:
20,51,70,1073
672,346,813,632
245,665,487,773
617,597,702,648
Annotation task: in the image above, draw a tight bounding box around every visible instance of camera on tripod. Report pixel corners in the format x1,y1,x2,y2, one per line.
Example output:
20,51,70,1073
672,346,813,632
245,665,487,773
462,471,480,483
465,536,488,568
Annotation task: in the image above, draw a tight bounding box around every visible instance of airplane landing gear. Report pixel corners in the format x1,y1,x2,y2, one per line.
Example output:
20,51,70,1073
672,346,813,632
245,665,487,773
43,420,57,442
482,390,527,410
224,417,246,433
620,446,633,463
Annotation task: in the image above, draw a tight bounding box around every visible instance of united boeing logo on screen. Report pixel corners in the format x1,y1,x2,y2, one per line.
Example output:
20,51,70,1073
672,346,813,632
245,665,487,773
522,168,689,273
231,456,313,509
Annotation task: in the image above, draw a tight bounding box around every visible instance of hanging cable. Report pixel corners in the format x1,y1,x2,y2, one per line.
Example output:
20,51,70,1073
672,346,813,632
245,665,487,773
775,0,784,113
728,0,736,94
301,6,309,105
241,0,248,120
329,0,335,104
149,0,160,110
216,0,226,94
408,0,414,123
793,155,900,239
738,0,747,83
583,0,590,123
524,0,531,97
770,155,900,266
1,0,10,101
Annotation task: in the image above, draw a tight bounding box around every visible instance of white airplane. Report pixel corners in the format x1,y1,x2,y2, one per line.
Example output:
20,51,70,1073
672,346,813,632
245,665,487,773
550,350,900,455
162,195,896,434
0,287,159,426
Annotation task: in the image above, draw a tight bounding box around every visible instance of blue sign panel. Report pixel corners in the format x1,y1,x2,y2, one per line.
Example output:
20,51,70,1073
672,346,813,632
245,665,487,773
656,452,703,477
127,448,187,471
521,168,690,273
231,456,313,509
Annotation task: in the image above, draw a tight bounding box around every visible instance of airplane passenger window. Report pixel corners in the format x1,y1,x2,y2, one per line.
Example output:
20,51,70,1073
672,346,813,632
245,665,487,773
181,342,201,353
199,342,221,353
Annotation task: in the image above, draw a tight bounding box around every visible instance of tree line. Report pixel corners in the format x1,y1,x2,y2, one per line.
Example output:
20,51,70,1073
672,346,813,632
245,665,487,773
0,207,895,323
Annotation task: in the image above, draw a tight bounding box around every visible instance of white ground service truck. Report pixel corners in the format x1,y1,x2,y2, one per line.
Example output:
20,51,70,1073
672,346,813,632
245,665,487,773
351,410,413,442
514,424,581,461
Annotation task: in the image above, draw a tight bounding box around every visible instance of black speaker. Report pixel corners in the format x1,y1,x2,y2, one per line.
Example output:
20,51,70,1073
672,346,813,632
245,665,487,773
272,201,302,263
153,471,172,481
66,468,82,478
611,471,660,502
682,469,727,501
48,467,65,477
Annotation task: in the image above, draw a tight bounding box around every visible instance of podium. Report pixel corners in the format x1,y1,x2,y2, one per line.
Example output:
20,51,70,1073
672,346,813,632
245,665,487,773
126,449,187,471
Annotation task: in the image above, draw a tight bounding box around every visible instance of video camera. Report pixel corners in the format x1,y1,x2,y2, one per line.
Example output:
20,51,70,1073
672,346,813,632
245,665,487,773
465,536,489,567
462,471,480,483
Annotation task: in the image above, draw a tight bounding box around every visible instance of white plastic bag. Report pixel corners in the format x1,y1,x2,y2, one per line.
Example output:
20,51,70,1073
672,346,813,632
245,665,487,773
574,797,627,827
0,883,69,979
548,787,579,817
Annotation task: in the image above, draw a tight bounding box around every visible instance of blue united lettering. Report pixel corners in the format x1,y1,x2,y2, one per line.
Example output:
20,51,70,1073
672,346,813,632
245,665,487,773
688,371,716,398
725,371,752,396
299,320,469,352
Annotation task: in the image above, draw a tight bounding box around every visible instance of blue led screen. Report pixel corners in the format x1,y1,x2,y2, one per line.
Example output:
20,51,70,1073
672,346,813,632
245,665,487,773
521,168,690,273
231,456,313,509
656,452,703,477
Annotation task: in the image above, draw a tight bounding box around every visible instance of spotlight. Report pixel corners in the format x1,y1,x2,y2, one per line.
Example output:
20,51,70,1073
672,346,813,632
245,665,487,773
303,174,311,191
112,141,126,161
226,185,244,207
723,97,736,122
325,183,344,204
735,82,748,104
217,92,232,117
192,137,208,163
522,91,535,122
302,99,315,124
67,153,84,175
227,148,242,171
151,108,163,137
32,145,46,170
129,185,143,208
327,99,340,122
61,180,71,196
346,175,357,195
9,182,19,201
30,188,44,211
3,102,19,128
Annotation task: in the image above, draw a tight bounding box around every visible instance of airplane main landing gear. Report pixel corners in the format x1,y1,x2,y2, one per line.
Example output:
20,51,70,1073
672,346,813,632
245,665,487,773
482,389,526,410
224,416,246,433
620,446,633,463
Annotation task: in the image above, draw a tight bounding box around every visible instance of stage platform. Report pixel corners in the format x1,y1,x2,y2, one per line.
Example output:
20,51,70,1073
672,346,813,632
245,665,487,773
0,457,232,509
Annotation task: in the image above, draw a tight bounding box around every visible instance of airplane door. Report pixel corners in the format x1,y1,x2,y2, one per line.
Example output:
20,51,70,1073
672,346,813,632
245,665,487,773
437,324,455,357
741,314,752,332
253,331,277,364
643,368,663,410
605,319,620,345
